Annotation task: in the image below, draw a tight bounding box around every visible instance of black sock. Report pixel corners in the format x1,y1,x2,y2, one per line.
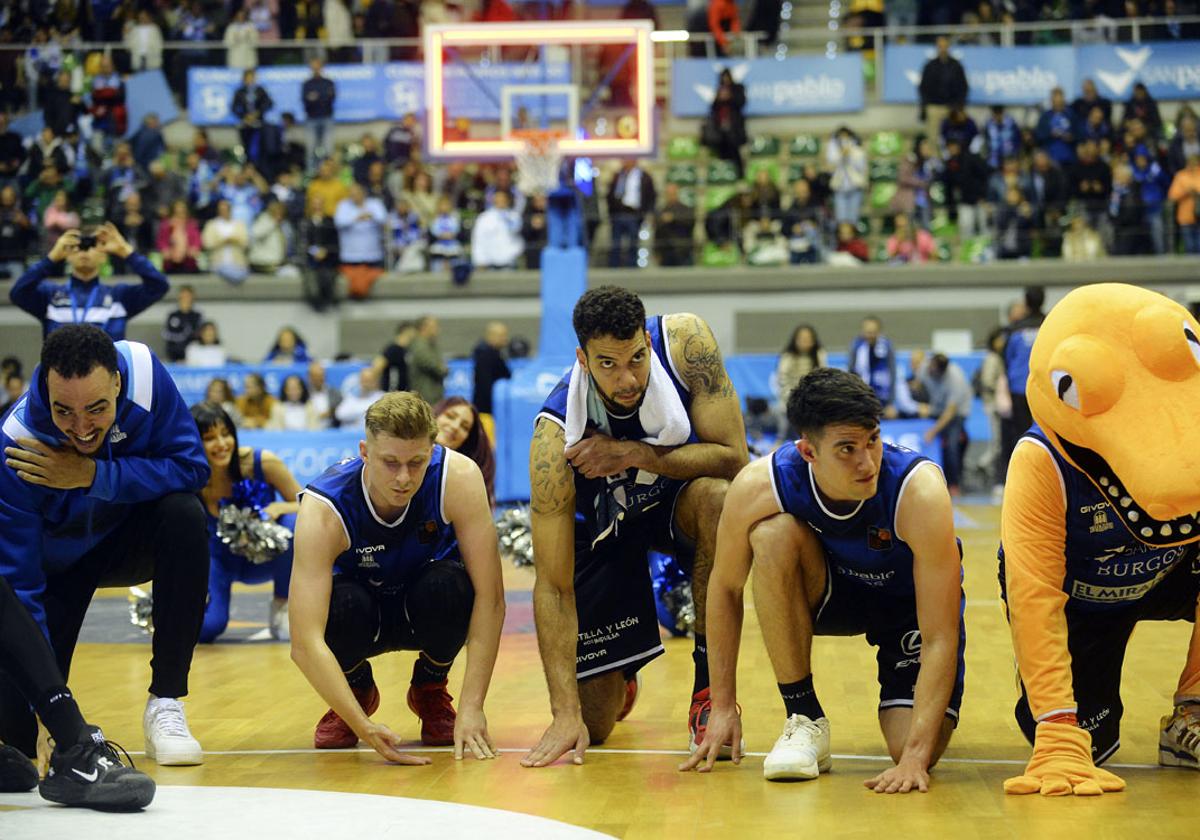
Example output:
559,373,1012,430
692,634,710,696
778,676,824,720
33,687,87,747
344,661,375,691
412,652,452,686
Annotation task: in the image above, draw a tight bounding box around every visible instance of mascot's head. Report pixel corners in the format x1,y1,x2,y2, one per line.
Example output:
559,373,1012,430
1028,283,1200,547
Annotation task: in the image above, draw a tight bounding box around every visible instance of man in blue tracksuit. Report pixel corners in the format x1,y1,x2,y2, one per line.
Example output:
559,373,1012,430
0,325,211,766
8,223,169,341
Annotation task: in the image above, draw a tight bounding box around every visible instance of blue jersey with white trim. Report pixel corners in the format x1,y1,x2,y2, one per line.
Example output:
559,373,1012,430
770,441,931,595
997,425,1196,612
302,445,457,587
536,315,694,546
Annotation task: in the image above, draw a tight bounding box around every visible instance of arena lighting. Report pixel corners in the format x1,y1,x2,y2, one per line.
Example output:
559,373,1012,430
651,30,690,42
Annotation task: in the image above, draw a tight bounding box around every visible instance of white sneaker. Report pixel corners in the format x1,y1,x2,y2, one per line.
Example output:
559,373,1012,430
144,697,203,766
269,597,290,642
763,714,831,781
1159,703,1200,770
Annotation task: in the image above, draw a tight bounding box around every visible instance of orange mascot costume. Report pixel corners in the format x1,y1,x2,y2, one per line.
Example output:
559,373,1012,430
1000,283,1200,795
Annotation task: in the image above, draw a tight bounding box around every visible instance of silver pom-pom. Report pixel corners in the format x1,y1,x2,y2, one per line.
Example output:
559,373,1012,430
129,586,153,634
496,505,534,567
661,580,695,636
217,505,293,565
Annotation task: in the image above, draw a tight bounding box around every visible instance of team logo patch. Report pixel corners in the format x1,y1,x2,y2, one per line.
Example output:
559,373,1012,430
868,526,894,551
417,520,439,544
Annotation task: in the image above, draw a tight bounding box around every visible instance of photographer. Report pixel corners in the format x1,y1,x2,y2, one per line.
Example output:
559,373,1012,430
8,223,168,341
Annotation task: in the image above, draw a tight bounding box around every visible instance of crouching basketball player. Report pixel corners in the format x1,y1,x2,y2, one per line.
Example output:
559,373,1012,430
685,369,966,793
289,392,504,762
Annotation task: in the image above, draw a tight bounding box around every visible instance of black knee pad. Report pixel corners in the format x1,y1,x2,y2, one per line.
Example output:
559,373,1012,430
405,562,475,657
324,579,378,664
155,492,207,532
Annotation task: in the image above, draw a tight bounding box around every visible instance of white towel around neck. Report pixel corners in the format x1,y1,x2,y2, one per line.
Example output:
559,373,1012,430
563,352,691,449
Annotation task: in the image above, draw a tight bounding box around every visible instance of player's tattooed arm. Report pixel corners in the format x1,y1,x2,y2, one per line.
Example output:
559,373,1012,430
668,313,735,400
530,419,575,516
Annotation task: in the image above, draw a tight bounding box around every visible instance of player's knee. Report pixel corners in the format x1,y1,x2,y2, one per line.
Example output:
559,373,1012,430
748,515,806,571
407,562,475,654
156,492,207,535
579,673,622,745
694,477,729,524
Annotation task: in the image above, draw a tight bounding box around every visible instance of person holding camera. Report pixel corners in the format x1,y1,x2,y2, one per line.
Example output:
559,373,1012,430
8,222,168,341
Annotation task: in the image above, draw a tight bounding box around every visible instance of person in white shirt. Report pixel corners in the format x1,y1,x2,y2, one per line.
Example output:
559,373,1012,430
186,321,229,367
470,190,523,269
306,360,340,430
249,200,289,272
224,8,259,70
124,10,164,71
278,374,320,431
334,366,386,430
201,199,250,284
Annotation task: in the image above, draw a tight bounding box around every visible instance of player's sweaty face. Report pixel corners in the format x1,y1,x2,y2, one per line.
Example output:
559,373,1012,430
808,423,883,502
580,331,652,412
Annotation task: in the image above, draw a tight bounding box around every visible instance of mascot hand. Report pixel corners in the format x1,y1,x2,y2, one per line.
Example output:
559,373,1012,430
1004,722,1126,796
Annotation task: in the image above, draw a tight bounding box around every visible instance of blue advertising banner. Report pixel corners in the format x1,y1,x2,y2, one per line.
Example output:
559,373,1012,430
238,429,363,488
671,55,864,117
1077,42,1200,101
188,62,569,126
882,44,1075,106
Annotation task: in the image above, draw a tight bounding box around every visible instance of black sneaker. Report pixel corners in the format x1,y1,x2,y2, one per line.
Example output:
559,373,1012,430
0,743,37,792
39,727,156,811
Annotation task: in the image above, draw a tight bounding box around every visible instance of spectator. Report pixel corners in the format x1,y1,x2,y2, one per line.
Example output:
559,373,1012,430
748,167,782,217
606,159,657,268
1168,153,1200,254
333,366,385,430
701,69,747,179
305,360,341,429
125,9,164,71
472,321,511,417
157,200,202,274
1122,82,1163,141
942,138,989,239
849,315,896,408
306,157,349,217
201,199,251,284
401,170,438,225
271,167,309,227
224,9,260,69
743,210,787,266
1,371,25,416
0,113,25,190
324,0,355,61
521,193,549,270
834,220,869,262
383,113,420,166
10,223,166,340
1023,149,1069,257
428,195,464,271
918,353,972,495
384,196,423,273
128,113,166,172
373,320,417,392
408,314,448,405
1035,87,1080,167
1071,78,1112,128
205,377,242,424
335,184,387,297
26,125,69,179
0,185,31,279
1079,105,1114,159
42,70,81,138
231,69,273,166
265,326,310,365
892,134,937,229
277,374,319,431
351,134,384,187
1131,144,1168,255
89,55,127,141
974,327,1008,482
215,164,268,229
470,190,523,269
776,323,827,413
1069,139,1111,234
186,321,229,367
707,0,742,57
886,213,935,264
1108,161,1150,256
484,166,524,214
186,151,221,221
102,142,147,220
163,284,203,363
825,126,867,225
302,194,339,312
247,0,281,43
999,286,1045,488
939,106,978,155
655,183,696,267
1061,211,1105,262
237,372,283,430
780,180,821,264
249,200,290,272
1168,113,1200,176
918,36,968,142
115,192,155,257
23,165,70,227
42,190,80,246
360,160,393,213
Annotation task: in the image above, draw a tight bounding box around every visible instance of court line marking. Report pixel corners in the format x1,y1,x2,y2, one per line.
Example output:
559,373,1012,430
135,746,1163,770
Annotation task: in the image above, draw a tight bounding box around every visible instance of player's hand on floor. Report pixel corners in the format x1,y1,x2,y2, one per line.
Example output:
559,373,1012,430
1004,721,1125,796
520,714,589,767
864,758,930,793
361,722,432,766
454,706,497,761
35,720,52,778
679,708,742,772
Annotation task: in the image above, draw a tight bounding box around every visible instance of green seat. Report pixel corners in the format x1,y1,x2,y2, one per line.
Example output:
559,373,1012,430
667,164,699,186
869,160,898,182
667,136,701,160
787,162,813,182
706,160,740,185
746,159,780,184
959,235,992,264
878,215,895,235
869,182,898,210
869,131,903,158
701,241,740,268
677,186,697,207
873,243,889,263
929,211,956,239
929,181,947,207
703,185,738,213
789,134,820,158
935,242,953,262
749,135,781,157
855,218,872,236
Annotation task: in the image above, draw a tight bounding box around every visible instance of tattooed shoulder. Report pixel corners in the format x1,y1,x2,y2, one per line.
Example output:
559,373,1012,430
529,419,575,515
666,313,733,399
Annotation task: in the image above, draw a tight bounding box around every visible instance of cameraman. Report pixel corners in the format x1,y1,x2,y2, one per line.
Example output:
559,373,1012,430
8,222,168,341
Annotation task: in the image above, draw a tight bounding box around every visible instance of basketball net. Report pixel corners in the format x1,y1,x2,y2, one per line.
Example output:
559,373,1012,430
513,129,564,195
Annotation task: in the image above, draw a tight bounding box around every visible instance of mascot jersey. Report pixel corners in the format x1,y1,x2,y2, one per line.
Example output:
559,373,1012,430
537,316,694,548
770,440,932,595
301,445,456,587
999,425,1196,614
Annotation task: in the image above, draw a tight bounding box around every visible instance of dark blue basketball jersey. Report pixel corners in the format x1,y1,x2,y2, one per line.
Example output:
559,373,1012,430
998,426,1196,613
301,445,457,587
770,441,934,595
537,315,695,547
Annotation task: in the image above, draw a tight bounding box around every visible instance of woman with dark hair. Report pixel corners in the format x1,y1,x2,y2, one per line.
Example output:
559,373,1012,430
775,324,828,438
701,68,747,179
236,372,282,429
432,396,496,508
278,373,319,431
192,401,301,643
264,326,310,364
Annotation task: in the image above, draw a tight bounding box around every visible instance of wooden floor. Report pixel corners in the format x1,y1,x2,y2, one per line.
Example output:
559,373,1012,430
11,503,1199,838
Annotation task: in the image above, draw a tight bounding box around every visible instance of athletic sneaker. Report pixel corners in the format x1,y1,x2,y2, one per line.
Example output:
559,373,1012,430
407,678,456,747
269,598,290,642
0,743,37,792
1159,703,1200,770
39,727,155,811
314,683,380,749
616,674,641,722
143,697,203,766
763,714,831,781
687,687,742,758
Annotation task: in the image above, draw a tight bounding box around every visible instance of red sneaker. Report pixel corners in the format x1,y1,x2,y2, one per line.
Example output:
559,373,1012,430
616,674,641,722
407,681,457,746
688,687,740,758
314,684,380,749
